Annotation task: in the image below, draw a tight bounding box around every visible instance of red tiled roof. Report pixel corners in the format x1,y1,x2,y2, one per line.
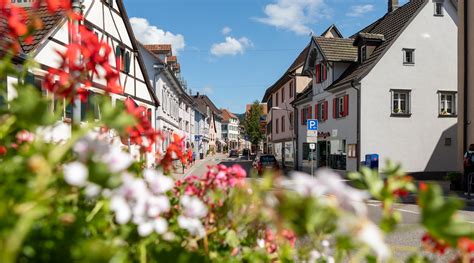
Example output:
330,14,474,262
143,44,172,53
0,5,65,56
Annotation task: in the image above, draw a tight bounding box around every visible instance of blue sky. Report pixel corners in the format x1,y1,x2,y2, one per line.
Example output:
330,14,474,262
124,0,409,113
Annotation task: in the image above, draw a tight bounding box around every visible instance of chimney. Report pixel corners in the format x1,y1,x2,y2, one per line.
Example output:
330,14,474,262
388,0,399,13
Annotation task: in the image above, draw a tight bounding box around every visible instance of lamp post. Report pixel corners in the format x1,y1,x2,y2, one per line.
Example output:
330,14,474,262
271,106,295,171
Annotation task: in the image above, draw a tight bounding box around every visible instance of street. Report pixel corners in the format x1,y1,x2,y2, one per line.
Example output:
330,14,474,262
180,154,474,261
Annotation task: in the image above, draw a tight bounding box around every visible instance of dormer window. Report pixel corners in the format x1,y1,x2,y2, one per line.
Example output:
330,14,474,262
361,46,367,62
434,2,444,16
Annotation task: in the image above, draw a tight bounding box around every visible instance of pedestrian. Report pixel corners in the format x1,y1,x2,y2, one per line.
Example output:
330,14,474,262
464,144,474,195
192,151,196,164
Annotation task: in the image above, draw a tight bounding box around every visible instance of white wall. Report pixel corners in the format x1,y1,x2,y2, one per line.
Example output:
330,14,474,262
360,0,458,172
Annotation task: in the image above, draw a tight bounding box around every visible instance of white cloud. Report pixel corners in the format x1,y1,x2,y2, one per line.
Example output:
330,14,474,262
222,26,232,35
347,4,375,17
255,0,329,35
210,36,252,57
130,17,185,55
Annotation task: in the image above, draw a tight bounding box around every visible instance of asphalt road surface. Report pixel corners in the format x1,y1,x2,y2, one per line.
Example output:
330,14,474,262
180,155,474,262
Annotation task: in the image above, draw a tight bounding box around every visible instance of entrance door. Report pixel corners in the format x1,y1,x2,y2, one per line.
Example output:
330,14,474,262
317,141,330,168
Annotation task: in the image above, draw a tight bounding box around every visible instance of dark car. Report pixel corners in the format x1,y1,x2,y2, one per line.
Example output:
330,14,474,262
253,154,279,175
229,150,239,158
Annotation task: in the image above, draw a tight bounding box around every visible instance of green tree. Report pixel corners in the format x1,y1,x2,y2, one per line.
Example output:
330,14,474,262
243,101,265,150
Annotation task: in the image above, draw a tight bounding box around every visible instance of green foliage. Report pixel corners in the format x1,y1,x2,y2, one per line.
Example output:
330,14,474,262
243,101,265,147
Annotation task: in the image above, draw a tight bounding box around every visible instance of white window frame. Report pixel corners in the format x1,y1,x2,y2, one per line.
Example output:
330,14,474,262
337,96,344,118
391,90,411,116
438,91,457,116
403,48,415,65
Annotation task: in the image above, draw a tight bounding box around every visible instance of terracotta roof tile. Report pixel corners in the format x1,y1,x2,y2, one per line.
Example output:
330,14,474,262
0,5,64,56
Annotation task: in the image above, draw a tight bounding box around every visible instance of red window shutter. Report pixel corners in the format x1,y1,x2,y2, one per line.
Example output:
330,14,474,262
322,63,327,81
315,64,321,83
333,98,337,119
315,104,319,121
343,95,349,117
324,101,329,120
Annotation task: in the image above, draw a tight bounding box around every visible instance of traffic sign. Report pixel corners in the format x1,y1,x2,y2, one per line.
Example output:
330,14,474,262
307,136,318,143
307,119,318,131
194,135,202,142
309,143,316,150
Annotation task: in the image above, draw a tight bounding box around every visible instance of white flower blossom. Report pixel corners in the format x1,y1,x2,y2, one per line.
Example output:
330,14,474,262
177,216,206,237
63,162,88,187
110,196,132,224
85,183,102,198
180,195,208,218
137,218,169,237
37,122,70,144
356,219,391,260
102,146,134,173
144,169,174,194
288,169,369,216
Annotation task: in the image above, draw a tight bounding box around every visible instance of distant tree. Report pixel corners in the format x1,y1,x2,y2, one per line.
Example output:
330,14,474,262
243,101,265,150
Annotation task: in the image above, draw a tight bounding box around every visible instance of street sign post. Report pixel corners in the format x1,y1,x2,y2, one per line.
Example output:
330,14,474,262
306,119,319,177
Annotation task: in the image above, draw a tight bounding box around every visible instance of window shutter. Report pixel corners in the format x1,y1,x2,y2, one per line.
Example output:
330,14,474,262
324,101,329,121
322,63,327,81
315,64,321,83
308,106,312,119
115,46,122,70
315,104,319,121
333,98,337,119
124,51,131,73
343,95,349,117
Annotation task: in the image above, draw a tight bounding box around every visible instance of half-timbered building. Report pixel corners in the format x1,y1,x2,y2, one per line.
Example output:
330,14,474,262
1,0,159,166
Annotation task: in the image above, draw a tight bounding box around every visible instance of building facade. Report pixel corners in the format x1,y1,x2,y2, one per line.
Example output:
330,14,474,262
458,0,474,170
139,44,194,153
193,94,221,155
295,0,458,175
221,109,240,150
2,0,159,166
262,46,312,167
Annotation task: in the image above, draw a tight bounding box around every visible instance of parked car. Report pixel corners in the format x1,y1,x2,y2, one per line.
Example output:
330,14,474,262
229,150,239,158
253,154,279,175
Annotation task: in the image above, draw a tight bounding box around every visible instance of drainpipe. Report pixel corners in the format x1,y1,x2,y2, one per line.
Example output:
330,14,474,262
463,0,469,154
351,80,361,171
293,102,299,170
71,0,83,125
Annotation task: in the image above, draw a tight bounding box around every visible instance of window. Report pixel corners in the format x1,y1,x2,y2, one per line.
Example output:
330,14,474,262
300,106,312,125
315,63,328,83
391,90,411,116
115,46,131,73
316,101,329,121
403,49,415,65
438,91,457,116
281,116,285,132
289,112,293,130
333,95,349,119
281,88,285,103
276,118,279,134
275,92,279,107
434,2,444,16
361,46,367,62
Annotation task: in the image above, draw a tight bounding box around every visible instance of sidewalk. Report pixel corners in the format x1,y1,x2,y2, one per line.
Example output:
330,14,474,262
172,153,226,179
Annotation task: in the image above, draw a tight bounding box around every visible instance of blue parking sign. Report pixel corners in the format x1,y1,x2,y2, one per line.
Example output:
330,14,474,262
307,119,318,131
